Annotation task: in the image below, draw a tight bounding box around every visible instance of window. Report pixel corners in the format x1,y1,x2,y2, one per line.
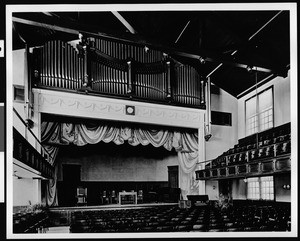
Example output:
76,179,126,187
245,87,273,136
211,111,232,126
14,85,25,102
247,177,260,200
247,176,274,200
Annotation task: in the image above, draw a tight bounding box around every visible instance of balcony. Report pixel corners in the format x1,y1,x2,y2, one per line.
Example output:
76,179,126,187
13,128,54,179
31,36,206,110
196,123,291,180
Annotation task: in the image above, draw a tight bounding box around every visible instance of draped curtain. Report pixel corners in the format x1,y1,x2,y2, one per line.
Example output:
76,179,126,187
42,122,200,205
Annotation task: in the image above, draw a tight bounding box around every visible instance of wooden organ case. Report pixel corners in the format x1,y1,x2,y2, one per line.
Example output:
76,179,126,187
32,35,206,109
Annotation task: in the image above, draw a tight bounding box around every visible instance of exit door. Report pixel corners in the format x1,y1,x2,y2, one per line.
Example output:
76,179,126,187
168,166,179,188
60,164,81,206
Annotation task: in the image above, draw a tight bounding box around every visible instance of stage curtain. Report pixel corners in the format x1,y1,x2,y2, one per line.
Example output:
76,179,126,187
41,122,60,206
128,129,174,151
41,121,199,205
178,151,199,200
46,165,59,206
43,123,177,151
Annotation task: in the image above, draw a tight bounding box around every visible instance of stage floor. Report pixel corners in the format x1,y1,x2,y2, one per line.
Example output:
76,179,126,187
49,202,178,211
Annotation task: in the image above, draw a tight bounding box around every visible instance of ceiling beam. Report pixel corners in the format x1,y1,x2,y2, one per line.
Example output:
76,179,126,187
111,11,137,34
12,15,278,75
206,10,283,78
12,16,79,35
170,51,274,74
175,20,190,44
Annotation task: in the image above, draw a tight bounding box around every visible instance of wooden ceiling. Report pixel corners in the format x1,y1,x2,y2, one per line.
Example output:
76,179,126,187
12,8,290,97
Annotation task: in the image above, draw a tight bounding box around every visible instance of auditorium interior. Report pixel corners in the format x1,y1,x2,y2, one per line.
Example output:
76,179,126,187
8,5,296,237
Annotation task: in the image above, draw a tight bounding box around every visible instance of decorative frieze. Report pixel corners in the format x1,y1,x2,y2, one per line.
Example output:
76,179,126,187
34,89,204,129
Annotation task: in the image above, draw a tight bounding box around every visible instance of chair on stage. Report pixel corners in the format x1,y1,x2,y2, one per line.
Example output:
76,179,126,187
101,190,109,205
76,187,87,206
110,190,117,204
137,190,143,204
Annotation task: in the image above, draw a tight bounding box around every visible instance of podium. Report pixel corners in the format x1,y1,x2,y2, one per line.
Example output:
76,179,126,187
119,191,137,205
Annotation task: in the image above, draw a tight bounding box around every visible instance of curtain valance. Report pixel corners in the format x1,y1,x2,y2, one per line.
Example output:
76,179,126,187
42,122,198,153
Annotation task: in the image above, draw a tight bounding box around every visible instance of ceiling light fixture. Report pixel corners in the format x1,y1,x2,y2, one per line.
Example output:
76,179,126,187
246,65,253,73
199,56,206,64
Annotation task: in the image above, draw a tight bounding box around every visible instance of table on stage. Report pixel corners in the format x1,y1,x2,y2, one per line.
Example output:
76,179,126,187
119,191,137,205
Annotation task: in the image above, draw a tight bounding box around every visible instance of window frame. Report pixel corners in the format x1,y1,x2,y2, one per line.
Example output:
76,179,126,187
245,86,274,136
13,84,25,103
211,110,232,126
246,175,274,201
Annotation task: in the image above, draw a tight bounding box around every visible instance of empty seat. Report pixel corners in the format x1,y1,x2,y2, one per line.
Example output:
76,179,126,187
156,226,173,232
137,190,143,203
192,224,206,231
110,190,117,204
76,187,87,206
101,191,109,205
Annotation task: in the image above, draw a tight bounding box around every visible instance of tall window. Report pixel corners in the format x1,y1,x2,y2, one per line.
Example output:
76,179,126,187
245,87,273,136
247,176,274,200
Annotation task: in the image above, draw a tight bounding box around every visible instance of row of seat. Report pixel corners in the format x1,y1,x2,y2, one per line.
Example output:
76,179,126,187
69,204,291,233
205,123,291,169
228,133,290,155
238,123,291,148
206,137,290,169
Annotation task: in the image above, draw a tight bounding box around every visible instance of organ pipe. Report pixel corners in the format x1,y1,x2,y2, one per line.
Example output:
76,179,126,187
34,37,206,109
166,61,172,99
127,60,133,95
83,43,88,87
200,78,205,105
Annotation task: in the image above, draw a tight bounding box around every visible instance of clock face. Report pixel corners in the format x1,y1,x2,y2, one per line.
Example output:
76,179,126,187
127,107,134,114
126,106,135,115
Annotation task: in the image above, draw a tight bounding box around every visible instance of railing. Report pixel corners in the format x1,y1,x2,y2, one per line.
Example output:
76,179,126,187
196,155,291,180
196,124,291,180
13,128,54,179
13,108,54,178
32,36,206,109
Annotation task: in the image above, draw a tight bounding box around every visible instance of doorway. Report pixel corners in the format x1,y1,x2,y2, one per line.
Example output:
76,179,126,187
168,165,179,188
60,164,81,206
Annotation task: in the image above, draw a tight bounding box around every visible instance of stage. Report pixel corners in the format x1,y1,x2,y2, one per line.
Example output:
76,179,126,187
49,202,179,212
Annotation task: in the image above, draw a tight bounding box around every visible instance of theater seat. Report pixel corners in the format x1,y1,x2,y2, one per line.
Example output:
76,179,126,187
192,224,206,231
76,187,87,206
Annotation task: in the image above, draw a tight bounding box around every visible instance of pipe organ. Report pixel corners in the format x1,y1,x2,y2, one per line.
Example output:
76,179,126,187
33,40,84,91
32,36,206,109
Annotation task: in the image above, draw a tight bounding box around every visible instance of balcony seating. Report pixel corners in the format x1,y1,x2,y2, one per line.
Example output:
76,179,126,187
202,123,291,176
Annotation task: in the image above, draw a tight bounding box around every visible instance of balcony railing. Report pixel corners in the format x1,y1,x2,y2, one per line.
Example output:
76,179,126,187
13,108,54,178
32,36,206,109
196,123,291,180
13,128,54,179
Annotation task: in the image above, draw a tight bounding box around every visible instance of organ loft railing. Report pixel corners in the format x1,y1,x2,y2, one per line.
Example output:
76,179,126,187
32,35,206,109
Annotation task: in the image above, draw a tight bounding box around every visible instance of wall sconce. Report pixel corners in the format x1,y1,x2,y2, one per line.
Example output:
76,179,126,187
282,184,291,190
125,105,135,115
243,177,247,183
144,46,149,53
